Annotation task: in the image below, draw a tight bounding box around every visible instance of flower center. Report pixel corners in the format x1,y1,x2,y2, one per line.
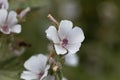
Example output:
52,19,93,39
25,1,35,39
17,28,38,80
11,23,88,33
61,38,68,47
2,25,9,33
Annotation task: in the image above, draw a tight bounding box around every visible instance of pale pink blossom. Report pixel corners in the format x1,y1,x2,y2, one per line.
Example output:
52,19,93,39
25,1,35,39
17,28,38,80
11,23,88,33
0,9,21,34
21,54,50,80
46,20,85,55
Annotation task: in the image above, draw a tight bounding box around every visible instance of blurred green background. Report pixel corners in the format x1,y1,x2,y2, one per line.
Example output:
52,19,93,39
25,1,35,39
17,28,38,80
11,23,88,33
0,0,120,80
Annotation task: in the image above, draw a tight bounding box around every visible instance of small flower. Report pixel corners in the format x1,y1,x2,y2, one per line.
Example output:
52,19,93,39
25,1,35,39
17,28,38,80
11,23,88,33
0,9,21,34
65,54,79,67
0,0,9,9
21,54,50,80
46,20,85,55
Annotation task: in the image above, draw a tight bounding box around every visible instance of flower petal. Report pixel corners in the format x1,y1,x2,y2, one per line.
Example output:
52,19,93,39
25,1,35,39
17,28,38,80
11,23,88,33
0,9,7,25
65,54,79,67
10,24,21,33
58,20,73,39
7,11,17,27
54,44,67,55
66,43,81,54
67,27,85,44
0,25,10,34
45,26,59,43
0,0,9,9
24,54,48,74
41,65,50,80
4,0,9,9
21,71,39,80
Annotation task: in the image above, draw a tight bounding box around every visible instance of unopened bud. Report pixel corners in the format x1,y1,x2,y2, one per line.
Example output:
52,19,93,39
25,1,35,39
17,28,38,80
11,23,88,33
49,57,55,64
53,65,59,72
47,14,59,26
18,7,31,20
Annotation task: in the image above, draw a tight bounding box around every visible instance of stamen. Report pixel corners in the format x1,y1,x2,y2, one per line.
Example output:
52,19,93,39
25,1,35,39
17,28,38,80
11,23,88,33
62,38,68,47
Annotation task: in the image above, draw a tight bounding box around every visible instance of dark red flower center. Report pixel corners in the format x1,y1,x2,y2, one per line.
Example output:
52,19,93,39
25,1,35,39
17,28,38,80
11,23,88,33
62,38,68,47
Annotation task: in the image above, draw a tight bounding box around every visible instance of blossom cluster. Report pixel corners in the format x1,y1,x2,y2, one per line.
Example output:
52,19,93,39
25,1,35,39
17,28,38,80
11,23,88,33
0,0,30,59
21,15,85,80
0,0,85,80
0,0,30,34
0,0,21,34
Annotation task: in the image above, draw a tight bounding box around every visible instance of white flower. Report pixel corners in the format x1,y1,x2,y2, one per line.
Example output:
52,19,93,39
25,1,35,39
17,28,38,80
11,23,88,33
0,9,21,34
0,0,9,9
65,54,79,67
21,54,50,80
46,20,85,55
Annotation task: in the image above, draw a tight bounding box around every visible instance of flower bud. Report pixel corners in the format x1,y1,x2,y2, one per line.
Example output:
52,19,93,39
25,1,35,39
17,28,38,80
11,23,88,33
53,65,59,72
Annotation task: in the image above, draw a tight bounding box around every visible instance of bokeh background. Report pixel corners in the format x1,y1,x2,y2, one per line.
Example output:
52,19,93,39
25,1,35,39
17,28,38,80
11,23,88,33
0,0,120,80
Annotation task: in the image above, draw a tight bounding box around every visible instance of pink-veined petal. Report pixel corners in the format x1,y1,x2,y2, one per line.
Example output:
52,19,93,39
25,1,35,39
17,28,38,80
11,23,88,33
58,20,73,40
66,43,81,54
7,11,17,27
10,24,21,33
21,71,39,80
0,9,7,25
0,26,10,34
67,26,85,44
24,54,48,74
40,65,50,80
45,26,59,43
54,44,67,55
